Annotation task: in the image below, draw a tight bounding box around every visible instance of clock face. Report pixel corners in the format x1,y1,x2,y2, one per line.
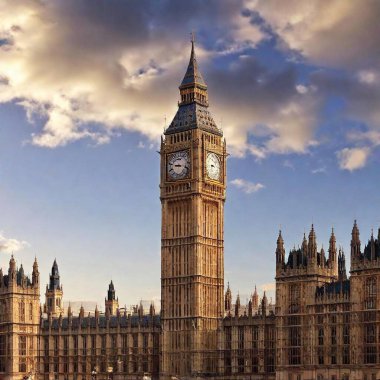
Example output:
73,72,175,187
167,151,190,180
206,152,221,181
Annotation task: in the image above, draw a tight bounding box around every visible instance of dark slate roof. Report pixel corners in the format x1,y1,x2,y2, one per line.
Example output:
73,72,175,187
286,249,308,269
165,102,222,136
362,236,380,261
180,42,206,88
315,279,350,297
41,315,161,331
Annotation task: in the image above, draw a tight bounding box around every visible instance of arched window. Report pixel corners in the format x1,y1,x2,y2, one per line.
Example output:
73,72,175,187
365,277,377,309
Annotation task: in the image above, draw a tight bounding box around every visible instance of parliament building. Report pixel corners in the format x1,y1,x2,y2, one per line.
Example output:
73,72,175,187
1,41,380,380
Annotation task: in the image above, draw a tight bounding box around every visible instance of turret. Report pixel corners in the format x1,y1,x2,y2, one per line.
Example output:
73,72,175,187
328,228,337,272
138,301,144,318
67,303,72,318
252,285,259,309
276,230,285,272
261,291,268,316
32,256,39,287
149,302,156,316
308,224,317,260
338,249,347,281
8,255,16,284
224,282,232,314
235,294,240,317
319,247,325,268
178,34,208,107
44,259,64,317
301,233,308,264
351,220,361,260
79,304,85,319
105,280,119,316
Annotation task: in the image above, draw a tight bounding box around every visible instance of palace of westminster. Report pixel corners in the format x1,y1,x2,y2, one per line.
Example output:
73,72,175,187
1,40,380,380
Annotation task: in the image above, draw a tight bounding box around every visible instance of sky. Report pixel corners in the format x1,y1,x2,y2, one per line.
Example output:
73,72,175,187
1,0,380,310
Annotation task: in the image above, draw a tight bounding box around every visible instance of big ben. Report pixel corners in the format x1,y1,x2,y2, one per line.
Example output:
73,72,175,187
160,37,226,378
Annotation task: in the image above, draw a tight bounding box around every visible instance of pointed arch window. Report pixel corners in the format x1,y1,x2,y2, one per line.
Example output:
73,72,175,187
365,277,377,309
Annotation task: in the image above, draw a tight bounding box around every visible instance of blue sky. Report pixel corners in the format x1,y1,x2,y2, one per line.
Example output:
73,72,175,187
1,0,380,309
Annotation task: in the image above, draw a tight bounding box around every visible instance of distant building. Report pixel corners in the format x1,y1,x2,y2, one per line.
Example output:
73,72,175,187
1,39,380,380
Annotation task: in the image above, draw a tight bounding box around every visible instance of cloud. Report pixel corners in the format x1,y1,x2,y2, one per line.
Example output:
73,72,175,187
251,0,380,70
0,231,30,254
230,178,265,194
210,57,321,158
336,147,371,171
0,0,266,149
0,0,322,159
358,70,378,85
311,167,326,174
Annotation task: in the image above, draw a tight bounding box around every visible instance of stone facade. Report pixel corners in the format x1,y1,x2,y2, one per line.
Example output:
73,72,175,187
1,41,380,380
0,256,40,380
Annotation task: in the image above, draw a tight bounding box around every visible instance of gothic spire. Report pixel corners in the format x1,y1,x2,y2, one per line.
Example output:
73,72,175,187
180,33,206,90
49,259,60,290
107,280,116,301
308,224,317,258
165,36,222,136
351,219,361,258
225,282,232,313
329,228,336,265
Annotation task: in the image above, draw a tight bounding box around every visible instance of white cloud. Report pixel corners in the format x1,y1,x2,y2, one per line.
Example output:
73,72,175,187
251,0,380,70
0,0,321,159
311,167,326,174
0,231,30,254
358,70,378,85
336,147,371,171
230,178,265,194
348,130,380,147
296,84,308,94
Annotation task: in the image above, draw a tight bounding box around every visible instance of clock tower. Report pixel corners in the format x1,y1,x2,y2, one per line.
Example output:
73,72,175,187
160,38,226,378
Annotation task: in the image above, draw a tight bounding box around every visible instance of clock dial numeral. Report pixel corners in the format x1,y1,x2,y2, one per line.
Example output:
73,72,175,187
206,152,221,181
167,151,190,180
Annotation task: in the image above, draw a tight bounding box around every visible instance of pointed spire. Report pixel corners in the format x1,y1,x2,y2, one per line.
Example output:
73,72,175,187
261,291,268,316
107,280,116,301
67,303,72,317
320,246,325,268
235,293,241,317
252,284,259,308
95,305,99,319
338,248,347,281
149,302,156,316
79,304,85,318
180,33,206,89
308,224,317,257
32,256,39,286
49,259,60,290
138,301,144,318
351,219,361,259
276,230,285,269
225,282,232,313
248,299,253,317
165,36,222,136
329,227,337,262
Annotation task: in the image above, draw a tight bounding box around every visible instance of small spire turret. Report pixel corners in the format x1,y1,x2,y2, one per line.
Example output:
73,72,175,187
252,285,259,309
351,220,361,259
32,256,39,286
276,230,285,271
235,294,240,317
308,224,317,258
225,282,232,314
